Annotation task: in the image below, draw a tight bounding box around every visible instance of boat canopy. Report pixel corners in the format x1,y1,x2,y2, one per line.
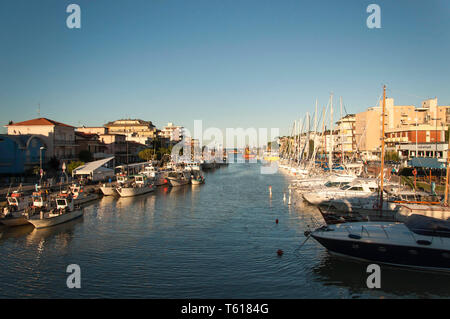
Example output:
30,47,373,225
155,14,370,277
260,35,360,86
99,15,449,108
405,214,450,238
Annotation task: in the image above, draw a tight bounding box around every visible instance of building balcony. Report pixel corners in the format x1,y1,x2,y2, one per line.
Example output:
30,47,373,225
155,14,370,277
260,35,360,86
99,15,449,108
54,139,77,146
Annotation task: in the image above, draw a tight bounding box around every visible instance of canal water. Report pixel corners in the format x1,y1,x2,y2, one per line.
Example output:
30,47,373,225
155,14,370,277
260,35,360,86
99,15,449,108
1,162,450,298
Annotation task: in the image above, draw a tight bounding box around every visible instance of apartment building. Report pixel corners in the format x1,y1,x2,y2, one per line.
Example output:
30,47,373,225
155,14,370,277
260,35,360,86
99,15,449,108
6,118,77,161
336,114,356,155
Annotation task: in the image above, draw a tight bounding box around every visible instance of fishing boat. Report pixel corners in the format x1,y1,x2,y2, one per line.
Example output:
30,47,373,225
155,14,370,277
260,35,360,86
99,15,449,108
1,191,34,226
100,173,132,195
28,192,83,229
142,165,168,186
5,190,31,212
191,168,205,185
116,174,155,197
167,170,191,187
70,184,99,204
310,214,450,272
31,187,52,211
100,184,117,196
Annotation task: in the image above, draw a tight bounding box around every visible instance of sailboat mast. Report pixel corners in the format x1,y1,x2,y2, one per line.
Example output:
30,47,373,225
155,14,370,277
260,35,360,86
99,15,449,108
340,96,344,165
314,99,318,163
445,129,450,205
329,93,334,172
379,85,386,209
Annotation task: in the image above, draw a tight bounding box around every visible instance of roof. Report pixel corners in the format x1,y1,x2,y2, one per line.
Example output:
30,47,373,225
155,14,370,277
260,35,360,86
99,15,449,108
72,157,115,175
105,119,155,128
6,118,74,128
408,157,446,169
75,131,99,139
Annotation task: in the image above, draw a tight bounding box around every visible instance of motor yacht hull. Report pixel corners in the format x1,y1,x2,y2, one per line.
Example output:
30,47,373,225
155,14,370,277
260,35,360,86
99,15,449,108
311,221,450,271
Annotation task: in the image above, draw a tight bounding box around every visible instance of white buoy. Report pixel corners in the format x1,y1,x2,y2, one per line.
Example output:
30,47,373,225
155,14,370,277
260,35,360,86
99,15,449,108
288,195,292,205
283,193,286,202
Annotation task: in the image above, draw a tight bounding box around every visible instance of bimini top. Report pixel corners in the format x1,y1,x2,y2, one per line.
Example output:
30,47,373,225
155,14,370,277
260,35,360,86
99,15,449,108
405,214,450,238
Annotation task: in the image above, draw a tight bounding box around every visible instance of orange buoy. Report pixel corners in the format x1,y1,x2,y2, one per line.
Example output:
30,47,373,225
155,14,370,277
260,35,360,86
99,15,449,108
277,249,283,257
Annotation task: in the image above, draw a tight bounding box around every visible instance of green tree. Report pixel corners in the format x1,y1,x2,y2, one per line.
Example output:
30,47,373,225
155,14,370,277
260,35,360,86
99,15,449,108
385,150,400,162
67,161,85,175
138,148,154,161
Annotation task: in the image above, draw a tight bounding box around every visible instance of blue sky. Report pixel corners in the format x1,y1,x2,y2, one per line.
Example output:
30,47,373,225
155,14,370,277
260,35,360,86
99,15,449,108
1,0,449,136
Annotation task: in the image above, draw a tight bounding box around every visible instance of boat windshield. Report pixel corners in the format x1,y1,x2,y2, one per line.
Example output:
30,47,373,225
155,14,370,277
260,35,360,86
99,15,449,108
7,197,18,205
56,199,67,206
340,185,351,190
324,182,340,188
405,214,450,238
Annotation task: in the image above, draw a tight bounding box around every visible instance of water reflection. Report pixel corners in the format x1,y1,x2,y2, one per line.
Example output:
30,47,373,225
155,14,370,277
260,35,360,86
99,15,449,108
312,253,450,298
0,163,449,298
0,224,34,241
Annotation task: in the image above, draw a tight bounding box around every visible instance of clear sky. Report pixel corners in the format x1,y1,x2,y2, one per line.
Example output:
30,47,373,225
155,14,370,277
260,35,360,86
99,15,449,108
1,0,449,137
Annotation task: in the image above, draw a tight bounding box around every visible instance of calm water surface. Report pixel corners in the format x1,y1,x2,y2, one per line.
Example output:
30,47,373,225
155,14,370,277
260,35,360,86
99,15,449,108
1,162,450,298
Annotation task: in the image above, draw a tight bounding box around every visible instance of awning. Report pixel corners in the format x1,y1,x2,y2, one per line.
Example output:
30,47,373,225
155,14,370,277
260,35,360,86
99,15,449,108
72,157,115,175
408,157,446,169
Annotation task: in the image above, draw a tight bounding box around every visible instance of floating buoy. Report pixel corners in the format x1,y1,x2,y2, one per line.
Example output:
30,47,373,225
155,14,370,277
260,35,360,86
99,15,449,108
276,219,279,224
283,193,286,202
277,249,284,257
269,185,272,197
288,196,291,205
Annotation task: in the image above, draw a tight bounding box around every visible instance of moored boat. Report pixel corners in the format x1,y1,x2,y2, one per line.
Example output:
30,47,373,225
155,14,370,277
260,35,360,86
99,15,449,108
70,184,99,204
1,190,34,226
116,174,155,197
28,192,83,229
168,171,191,187
310,214,450,272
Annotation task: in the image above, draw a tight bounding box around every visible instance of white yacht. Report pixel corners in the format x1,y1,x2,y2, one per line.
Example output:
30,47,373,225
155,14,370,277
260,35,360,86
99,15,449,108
303,179,379,205
292,174,357,194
